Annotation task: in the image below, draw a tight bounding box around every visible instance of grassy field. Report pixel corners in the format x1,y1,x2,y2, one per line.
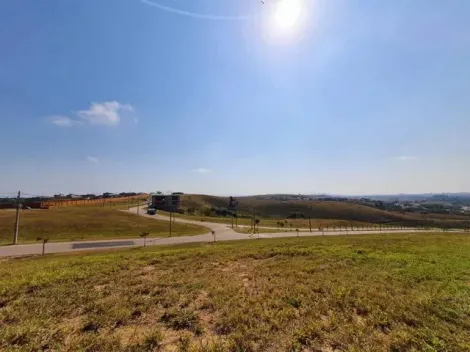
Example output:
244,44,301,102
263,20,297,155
0,206,209,245
1,233,470,351
180,194,470,228
160,210,376,230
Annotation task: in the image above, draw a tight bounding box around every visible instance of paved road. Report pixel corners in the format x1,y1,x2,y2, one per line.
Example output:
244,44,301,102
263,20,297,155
0,206,434,258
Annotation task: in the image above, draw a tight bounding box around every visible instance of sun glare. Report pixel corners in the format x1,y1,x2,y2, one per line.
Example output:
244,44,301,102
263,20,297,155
274,0,303,30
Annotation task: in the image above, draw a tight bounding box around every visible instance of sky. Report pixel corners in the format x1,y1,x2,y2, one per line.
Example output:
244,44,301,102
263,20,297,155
0,0,469,196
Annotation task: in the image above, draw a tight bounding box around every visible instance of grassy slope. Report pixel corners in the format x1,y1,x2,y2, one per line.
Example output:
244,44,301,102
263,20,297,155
0,206,209,244
160,210,374,229
181,194,470,228
1,234,470,351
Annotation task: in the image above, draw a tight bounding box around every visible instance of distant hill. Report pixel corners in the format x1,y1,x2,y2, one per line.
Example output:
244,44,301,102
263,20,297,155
180,194,470,228
331,193,470,203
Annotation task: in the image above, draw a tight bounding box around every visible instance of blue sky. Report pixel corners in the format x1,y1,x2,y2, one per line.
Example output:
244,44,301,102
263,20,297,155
1,0,469,196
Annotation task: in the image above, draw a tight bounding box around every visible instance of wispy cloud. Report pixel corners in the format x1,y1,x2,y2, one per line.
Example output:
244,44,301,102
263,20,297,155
87,156,99,164
49,101,133,127
140,0,249,20
394,156,418,161
49,116,82,127
193,167,211,174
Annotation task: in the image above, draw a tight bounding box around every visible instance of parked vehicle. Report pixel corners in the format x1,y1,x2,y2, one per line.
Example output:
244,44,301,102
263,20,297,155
147,208,156,215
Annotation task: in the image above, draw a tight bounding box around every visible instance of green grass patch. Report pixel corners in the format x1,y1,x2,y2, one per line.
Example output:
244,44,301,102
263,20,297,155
0,207,209,244
1,233,470,351
160,210,374,229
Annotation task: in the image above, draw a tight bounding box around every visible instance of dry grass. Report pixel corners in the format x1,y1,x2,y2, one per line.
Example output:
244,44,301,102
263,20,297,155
161,210,373,230
1,233,470,351
0,206,209,245
180,194,470,228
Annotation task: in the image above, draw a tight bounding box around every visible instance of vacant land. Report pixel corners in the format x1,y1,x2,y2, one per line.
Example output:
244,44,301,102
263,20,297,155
0,207,209,245
1,233,470,351
180,194,470,229
160,210,374,230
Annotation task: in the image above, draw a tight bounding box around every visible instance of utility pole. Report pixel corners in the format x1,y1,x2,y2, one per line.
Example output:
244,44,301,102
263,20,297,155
13,191,20,245
309,216,312,233
169,207,173,237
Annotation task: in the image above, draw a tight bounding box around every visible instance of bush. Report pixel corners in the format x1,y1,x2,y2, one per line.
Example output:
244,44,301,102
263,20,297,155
200,205,212,217
287,212,306,219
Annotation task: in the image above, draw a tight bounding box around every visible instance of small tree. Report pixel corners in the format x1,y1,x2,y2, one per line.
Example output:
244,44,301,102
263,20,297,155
255,219,260,233
289,223,293,231
140,232,150,247
200,205,212,217
36,237,49,256
280,222,285,230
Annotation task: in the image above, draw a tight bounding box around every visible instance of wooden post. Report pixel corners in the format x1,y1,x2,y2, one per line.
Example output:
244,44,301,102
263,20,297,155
13,191,20,245
169,209,172,237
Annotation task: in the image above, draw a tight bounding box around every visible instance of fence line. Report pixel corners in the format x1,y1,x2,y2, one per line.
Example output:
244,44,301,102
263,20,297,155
42,195,148,208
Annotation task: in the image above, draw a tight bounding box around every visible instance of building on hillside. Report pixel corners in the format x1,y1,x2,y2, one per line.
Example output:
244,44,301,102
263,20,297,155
150,194,180,211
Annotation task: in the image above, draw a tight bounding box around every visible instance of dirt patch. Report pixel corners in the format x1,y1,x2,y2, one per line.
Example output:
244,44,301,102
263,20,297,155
114,325,146,346
193,290,208,308
220,261,253,274
94,285,107,292
142,265,155,272
60,316,84,331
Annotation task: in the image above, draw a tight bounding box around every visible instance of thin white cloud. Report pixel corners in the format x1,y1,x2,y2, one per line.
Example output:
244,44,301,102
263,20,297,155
87,156,99,164
394,156,418,161
140,0,249,20
193,167,211,174
77,101,133,126
49,101,134,127
50,116,82,127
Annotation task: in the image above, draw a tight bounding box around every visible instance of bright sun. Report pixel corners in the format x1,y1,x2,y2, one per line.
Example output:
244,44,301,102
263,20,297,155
274,0,303,30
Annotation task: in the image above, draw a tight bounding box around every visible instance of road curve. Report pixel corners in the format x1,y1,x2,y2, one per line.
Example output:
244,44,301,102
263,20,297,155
0,206,438,258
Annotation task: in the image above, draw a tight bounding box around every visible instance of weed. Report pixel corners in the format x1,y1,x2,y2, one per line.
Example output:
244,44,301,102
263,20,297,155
142,329,164,350
162,309,200,332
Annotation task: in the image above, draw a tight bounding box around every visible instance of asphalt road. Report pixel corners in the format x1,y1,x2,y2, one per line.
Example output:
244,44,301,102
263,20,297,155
0,206,431,258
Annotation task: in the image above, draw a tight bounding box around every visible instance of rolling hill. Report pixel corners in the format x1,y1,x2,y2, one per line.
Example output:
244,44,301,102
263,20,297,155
180,194,470,228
